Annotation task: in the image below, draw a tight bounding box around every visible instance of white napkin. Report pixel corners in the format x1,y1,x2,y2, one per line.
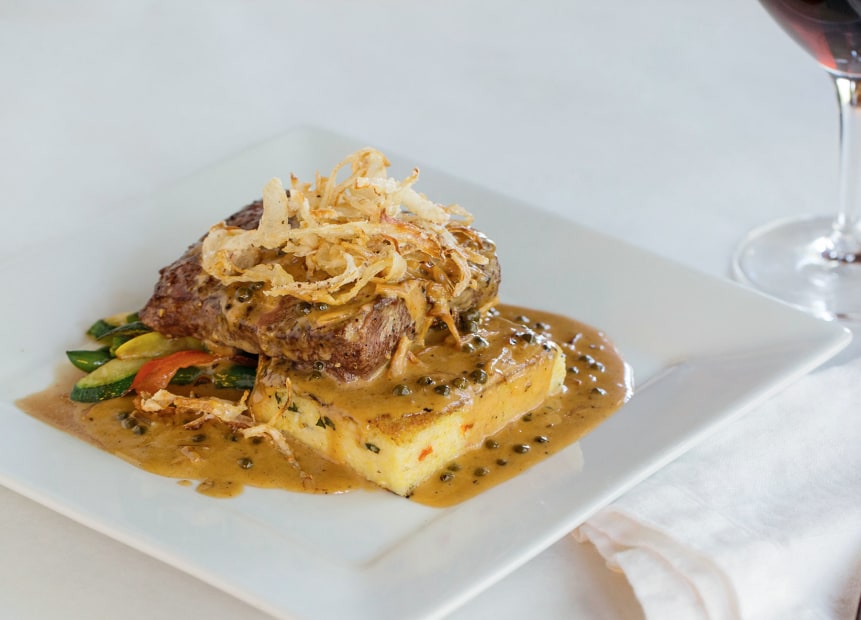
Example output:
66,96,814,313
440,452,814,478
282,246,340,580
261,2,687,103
575,357,861,620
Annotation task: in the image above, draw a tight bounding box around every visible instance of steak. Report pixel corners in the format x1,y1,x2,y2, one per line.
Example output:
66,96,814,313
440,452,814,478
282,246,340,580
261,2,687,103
139,200,500,382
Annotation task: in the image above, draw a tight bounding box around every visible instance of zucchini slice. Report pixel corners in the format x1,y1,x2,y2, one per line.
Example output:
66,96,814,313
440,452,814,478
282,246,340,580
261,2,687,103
213,363,256,389
66,347,112,372
114,332,204,359
86,311,140,339
171,366,203,386
70,357,148,403
98,321,151,342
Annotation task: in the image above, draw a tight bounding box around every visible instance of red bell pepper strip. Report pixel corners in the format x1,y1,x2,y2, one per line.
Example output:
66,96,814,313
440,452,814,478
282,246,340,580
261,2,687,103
131,350,218,395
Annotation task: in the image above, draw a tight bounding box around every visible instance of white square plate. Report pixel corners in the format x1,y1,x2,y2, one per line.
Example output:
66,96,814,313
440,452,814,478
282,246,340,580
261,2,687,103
0,127,850,619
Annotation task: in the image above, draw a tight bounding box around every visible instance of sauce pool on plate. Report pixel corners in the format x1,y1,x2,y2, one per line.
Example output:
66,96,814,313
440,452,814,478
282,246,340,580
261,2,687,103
17,305,631,507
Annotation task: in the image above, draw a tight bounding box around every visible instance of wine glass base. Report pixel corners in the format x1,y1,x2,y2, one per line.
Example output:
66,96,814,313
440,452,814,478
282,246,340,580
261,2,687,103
732,214,861,321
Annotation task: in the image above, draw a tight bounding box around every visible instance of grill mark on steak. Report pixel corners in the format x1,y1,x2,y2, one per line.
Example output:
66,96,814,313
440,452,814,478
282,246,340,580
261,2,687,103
139,200,500,382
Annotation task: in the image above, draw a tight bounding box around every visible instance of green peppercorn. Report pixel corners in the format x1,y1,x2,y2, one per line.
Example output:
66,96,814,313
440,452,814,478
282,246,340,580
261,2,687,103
313,360,325,371
447,462,461,472
452,377,469,390
192,433,207,443
470,368,488,384
237,457,253,470
535,435,549,444
534,321,550,331
517,331,536,344
314,302,329,311
592,387,607,396
235,286,252,302
474,466,490,477
514,314,530,323
434,384,451,396
298,301,312,315
472,335,489,348
513,443,531,454
393,384,412,396
496,458,508,466
116,411,130,421
417,375,435,386
484,438,499,449
132,425,147,435
522,412,534,422
462,320,480,334
440,472,454,482
461,342,476,353
120,417,137,430
309,370,322,380
365,443,380,454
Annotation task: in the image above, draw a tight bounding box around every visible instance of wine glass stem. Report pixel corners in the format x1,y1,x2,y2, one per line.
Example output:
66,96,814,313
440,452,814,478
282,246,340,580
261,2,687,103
829,75,861,259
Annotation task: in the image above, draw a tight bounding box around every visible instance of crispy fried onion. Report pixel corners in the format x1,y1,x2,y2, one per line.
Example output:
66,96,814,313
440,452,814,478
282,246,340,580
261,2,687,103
200,148,489,315
137,389,309,478
138,389,253,426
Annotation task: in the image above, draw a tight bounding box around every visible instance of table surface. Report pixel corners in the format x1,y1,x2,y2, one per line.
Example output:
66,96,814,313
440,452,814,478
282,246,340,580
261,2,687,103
1,1,854,618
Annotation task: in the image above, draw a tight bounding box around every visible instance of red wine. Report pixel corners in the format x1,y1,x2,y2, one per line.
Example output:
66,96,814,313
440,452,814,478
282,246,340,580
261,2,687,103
760,0,861,75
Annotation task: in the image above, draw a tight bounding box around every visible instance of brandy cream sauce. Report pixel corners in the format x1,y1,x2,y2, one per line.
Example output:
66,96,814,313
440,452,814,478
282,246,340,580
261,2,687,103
17,305,631,506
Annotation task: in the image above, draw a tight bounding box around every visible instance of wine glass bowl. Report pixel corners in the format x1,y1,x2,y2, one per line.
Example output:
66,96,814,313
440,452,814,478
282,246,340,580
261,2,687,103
732,0,861,320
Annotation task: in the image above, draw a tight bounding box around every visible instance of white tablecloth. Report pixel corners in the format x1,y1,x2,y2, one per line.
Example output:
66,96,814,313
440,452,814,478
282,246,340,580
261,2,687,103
2,1,858,618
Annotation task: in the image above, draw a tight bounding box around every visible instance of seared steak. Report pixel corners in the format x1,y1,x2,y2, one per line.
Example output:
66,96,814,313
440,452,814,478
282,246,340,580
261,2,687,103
139,201,500,381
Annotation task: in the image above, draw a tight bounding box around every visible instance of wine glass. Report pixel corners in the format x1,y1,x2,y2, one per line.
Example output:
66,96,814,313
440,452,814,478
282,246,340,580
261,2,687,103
732,0,861,320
